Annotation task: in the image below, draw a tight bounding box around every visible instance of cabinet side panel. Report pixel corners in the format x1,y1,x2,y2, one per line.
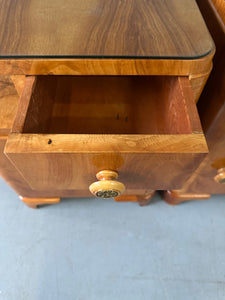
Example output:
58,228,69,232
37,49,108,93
174,0,225,194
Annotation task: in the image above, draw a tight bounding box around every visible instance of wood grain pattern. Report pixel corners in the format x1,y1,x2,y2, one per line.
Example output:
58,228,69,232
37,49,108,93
0,76,19,134
0,1,216,204
5,74,208,191
4,149,207,191
5,133,208,154
0,0,213,59
0,75,208,198
12,76,202,135
2,132,208,204
176,105,225,194
163,0,225,199
0,52,215,76
182,0,225,194
10,75,26,97
0,77,120,199
211,0,225,23
1,136,154,199
0,76,208,199
189,62,212,103
11,76,37,133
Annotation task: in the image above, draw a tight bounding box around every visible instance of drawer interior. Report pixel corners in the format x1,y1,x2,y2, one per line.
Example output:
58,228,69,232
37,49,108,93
16,75,194,135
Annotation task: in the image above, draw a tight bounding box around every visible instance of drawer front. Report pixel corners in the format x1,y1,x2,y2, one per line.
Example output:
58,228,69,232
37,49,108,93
5,134,207,191
4,75,208,193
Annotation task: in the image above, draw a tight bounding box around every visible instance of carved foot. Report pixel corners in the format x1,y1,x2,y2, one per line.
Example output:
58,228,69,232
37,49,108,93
19,196,60,209
115,190,156,206
162,190,211,205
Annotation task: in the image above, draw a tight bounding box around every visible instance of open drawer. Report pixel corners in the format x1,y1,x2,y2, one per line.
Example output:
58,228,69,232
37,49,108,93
4,75,208,193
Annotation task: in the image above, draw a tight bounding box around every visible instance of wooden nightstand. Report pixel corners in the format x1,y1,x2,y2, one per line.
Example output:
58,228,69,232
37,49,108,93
0,0,215,208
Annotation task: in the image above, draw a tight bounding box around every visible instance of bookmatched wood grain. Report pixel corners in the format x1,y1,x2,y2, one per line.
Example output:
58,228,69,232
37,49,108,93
0,0,213,58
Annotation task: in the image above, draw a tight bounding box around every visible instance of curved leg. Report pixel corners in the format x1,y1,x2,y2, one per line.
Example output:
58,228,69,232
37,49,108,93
19,196,60,209
115,190,156,206
162,190,211,205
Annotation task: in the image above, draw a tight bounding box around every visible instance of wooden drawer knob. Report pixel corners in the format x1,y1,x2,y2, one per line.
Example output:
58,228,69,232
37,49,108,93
89,170,125,198
214,168,225,184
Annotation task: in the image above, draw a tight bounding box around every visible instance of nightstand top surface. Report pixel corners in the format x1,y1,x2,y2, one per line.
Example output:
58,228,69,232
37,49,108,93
0,0,213,59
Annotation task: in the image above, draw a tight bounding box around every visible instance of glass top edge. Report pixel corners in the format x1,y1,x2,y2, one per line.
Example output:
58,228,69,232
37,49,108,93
0,49,213,60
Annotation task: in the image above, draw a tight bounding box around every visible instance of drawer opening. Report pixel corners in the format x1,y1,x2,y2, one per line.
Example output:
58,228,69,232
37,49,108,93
6,75,208,191
14,75,195,135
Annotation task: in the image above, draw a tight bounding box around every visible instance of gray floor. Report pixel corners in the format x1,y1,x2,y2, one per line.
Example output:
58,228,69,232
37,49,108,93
0,178,225,300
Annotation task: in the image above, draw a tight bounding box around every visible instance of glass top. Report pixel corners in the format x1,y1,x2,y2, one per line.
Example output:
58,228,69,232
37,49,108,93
0,0,213,59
